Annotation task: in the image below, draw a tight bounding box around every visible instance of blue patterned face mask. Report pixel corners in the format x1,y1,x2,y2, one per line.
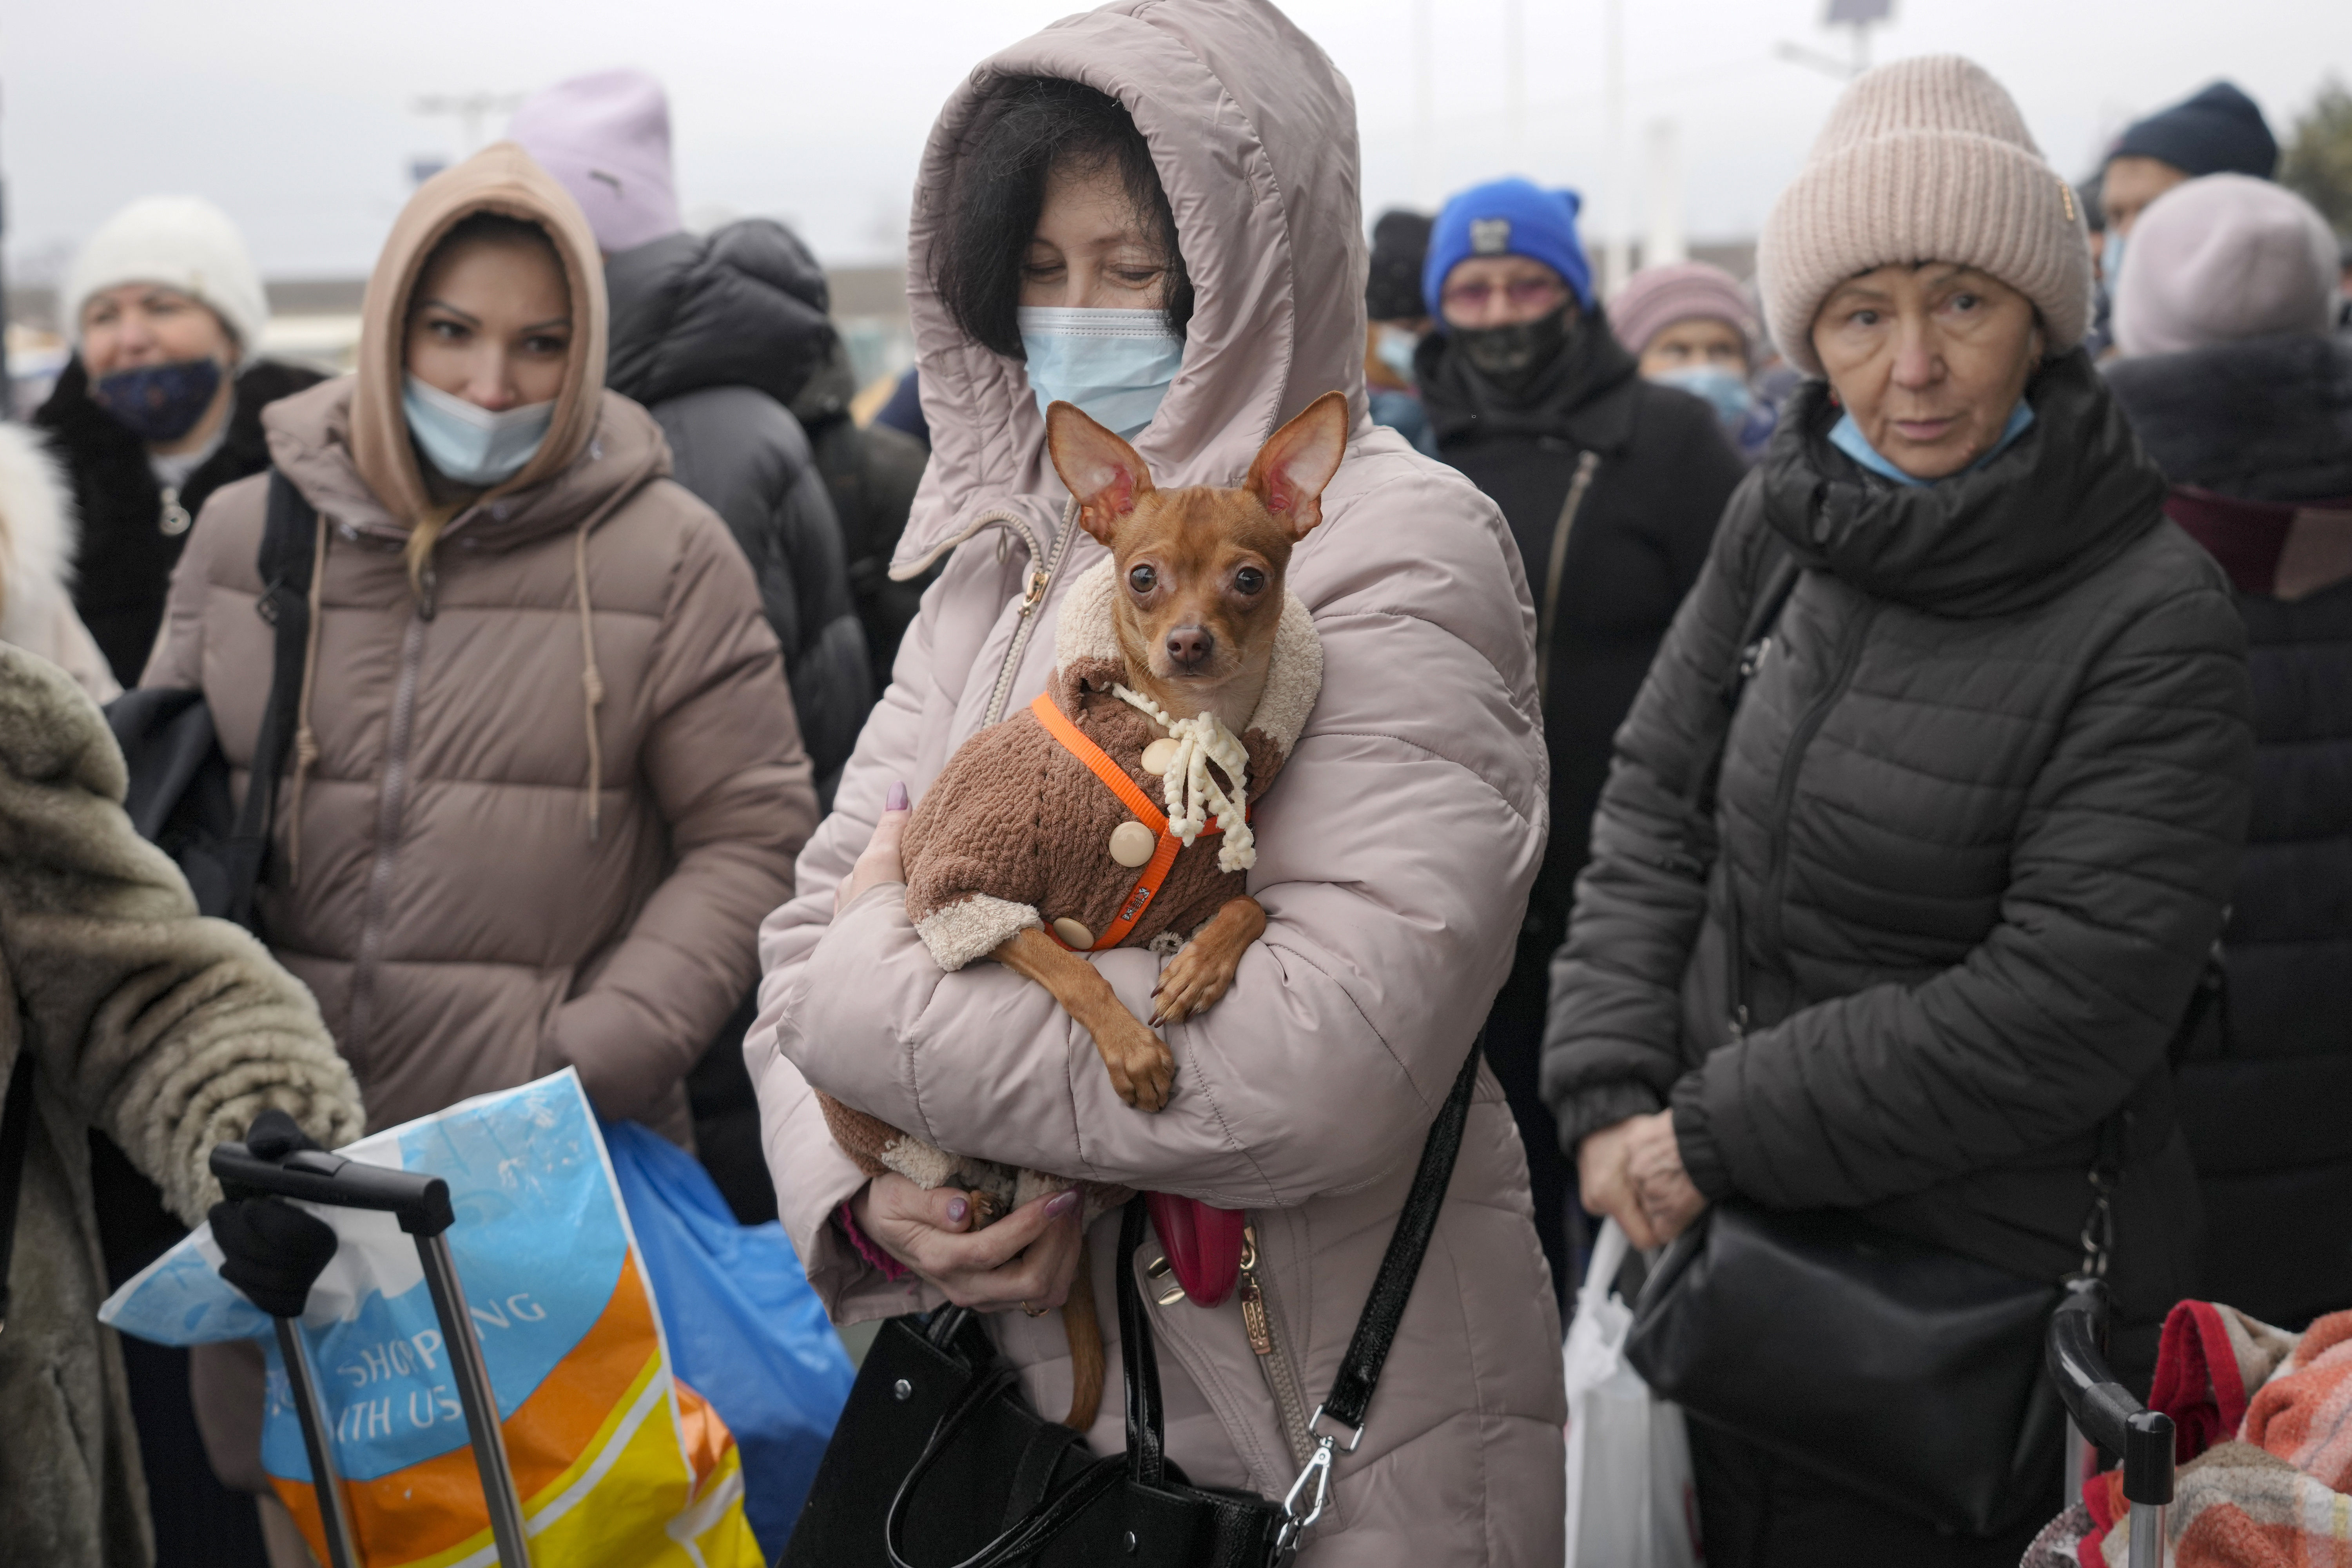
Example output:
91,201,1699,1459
1017,307,1184,438
91,357,223,443
402,374,554,486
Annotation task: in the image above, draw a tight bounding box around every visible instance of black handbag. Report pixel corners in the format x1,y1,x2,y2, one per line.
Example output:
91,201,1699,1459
782,1044,1483,1568
1626,1201,2069,1535
107,468,319,930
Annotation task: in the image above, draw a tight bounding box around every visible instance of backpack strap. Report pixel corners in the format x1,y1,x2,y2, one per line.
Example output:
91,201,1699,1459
221,471,320,927
1027,691,1224,953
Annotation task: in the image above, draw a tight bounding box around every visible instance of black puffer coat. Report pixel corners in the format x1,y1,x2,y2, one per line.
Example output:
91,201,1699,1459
604,220,870,794
33,356,323,687
1420,308,1744,1301
2108,331,2352,1326
1543,352,2255,1341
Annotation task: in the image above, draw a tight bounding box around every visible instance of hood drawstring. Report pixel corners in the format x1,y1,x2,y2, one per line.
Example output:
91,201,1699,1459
286,509,329,885
574,519,605,841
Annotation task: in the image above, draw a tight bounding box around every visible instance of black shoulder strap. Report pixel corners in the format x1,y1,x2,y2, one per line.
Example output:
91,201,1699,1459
222,471,320,927
1674,540,1804,831
0,1046,37,1331
1321,1039,1482,1432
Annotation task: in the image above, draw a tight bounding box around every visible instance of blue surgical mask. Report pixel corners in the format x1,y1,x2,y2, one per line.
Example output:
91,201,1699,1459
1654,365,1755,435
1375,324,1421,385
2101,231,2126,295
1017,306,1184,438
402,374,555,487
1828,399,2037,488
91,357,223,444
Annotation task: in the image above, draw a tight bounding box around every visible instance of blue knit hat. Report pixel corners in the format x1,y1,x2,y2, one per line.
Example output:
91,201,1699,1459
2111,81,2278,180
1422,179,1594,325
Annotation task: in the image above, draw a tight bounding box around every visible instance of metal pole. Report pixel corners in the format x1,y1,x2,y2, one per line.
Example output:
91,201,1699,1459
277,1318,361,1568
2128,1501,2168,1568
1411,0,1435,206
415,1232,532,1564
1602,0,1629,295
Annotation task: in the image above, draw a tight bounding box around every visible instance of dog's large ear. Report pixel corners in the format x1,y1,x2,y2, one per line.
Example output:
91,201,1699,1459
1047,401,1156,547
1244,390,1349,541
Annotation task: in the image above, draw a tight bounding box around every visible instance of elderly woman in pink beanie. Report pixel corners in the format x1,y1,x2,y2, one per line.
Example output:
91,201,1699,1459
1545,54,2253,1565
1609,259,1777,458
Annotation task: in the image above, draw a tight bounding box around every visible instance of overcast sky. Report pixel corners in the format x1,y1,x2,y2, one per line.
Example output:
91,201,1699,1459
4,0,2343,285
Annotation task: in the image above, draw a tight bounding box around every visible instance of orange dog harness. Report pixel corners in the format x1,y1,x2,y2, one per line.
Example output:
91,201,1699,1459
1029,691,1231,952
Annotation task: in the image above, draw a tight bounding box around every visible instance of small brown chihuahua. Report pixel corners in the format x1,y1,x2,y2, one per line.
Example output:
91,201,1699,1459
818,389,1348,1432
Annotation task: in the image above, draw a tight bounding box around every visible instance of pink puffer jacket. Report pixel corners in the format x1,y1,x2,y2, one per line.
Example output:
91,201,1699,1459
747,3,1566,1561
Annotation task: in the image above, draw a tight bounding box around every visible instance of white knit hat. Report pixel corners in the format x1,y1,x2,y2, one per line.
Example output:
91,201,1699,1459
2112,174,2341,358
1758,56,2092,376
63,196,268,366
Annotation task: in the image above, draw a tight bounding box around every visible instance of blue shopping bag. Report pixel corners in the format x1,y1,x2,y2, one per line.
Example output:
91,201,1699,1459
603,1120,857,1556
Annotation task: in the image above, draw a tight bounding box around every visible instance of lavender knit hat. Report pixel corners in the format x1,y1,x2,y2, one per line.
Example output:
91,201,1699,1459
510,69,682,254
2111,174,2340,358
1758,55,2091,376
1609,261,1758,359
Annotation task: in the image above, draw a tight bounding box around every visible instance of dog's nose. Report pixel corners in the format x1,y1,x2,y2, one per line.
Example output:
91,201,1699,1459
1165,625,1214,669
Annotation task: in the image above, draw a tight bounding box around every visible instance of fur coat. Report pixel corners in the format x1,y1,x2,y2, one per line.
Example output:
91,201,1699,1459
0,645,361,1568
0,422,118,704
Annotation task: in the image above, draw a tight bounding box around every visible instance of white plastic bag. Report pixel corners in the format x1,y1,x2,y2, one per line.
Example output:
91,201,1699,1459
1562,1219,1702,1568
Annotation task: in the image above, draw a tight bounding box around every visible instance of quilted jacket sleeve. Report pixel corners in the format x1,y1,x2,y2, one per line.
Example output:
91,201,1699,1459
0,648,362,1224
1668,568,2252,1209
537,509,815,1121
1540,488,1770,1152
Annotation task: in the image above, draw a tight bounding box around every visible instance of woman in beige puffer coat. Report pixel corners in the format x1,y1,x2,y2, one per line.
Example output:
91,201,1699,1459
748,4,1566,1562
145,144,814,1501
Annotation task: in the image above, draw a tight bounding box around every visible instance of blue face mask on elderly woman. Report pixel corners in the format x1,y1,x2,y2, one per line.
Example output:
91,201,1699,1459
1018,306,1185,438
1653,365,1756,436
91,359,224,444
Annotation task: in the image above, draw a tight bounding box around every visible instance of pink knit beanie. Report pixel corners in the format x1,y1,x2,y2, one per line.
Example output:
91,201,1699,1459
510,69,682,254
1609,262,1758,359
2111,174,2340,359
1757,55,2091,375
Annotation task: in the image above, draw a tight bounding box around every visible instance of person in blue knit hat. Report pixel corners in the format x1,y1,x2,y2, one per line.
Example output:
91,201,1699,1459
1413,175,1745,1307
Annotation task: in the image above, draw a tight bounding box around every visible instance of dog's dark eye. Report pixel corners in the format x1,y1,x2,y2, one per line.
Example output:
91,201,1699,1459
1234,567,1266,595
1128,565,1157,595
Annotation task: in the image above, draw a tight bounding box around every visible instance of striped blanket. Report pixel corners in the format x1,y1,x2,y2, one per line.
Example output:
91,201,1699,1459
2055,1301,2352,1567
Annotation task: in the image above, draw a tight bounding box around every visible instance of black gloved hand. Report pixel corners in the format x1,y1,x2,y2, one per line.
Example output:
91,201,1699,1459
209,1109,338,1319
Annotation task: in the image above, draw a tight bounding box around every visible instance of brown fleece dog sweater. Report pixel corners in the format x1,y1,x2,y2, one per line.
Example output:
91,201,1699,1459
819,557,1322,1209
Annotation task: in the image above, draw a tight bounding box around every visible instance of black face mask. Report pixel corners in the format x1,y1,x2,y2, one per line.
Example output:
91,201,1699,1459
1452,304,1574,392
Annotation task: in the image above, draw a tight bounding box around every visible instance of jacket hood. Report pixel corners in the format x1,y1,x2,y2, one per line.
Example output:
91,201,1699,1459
350,141,610,524
894,0,1373,579
0,423,78,616
1761,349,2169,618
604,220,838,412
2104,332,2352,505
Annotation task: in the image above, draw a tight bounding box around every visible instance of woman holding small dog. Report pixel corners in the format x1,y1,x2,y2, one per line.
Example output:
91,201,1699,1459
747,2,1565,1561
1543,57,2254,1565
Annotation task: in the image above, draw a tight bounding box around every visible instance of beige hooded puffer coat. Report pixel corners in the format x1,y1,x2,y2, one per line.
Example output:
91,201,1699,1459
747,4,1566,1561
144,144,815,1138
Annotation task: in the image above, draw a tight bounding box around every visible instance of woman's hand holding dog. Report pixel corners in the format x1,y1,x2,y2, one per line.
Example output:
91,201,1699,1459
1578,1111,1707,1250
836,781,912,916
850,1175,1086,1313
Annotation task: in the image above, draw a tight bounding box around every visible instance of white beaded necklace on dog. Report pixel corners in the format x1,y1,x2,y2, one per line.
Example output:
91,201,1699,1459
1111,684,1256,872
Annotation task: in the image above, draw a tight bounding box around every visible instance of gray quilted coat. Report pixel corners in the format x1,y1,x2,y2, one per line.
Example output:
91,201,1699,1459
1542,351,2256,1342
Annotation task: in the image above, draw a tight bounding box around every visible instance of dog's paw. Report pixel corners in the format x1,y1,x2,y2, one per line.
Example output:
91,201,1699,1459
1097,1016,1176,1112
1151,940,1241,1024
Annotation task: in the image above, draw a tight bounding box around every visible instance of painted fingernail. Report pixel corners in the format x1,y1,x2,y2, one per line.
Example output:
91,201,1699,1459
1045,1191,1079,1220
885,780,910,812
945,1195,968,1224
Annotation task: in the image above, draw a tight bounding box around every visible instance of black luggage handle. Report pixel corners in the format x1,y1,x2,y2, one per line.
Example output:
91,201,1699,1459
212,1142,456,1234
211,1138,533,1567
2047,1279,2174,1567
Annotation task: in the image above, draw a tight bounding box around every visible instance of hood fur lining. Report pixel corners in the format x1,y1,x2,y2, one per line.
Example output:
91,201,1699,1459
1051,556,1321,758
